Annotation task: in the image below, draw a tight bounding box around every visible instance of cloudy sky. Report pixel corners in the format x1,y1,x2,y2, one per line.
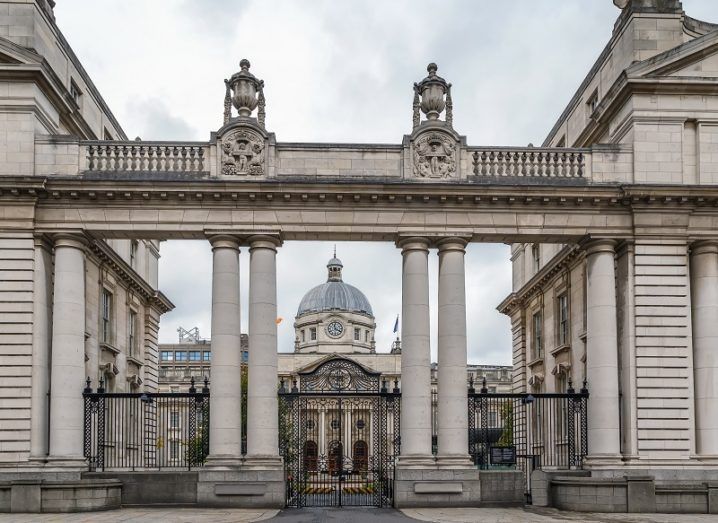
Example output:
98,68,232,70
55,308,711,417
54,0,716,364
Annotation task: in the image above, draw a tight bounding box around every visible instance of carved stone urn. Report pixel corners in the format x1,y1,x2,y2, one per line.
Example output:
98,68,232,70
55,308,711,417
415,63,448,120
225,59,264,119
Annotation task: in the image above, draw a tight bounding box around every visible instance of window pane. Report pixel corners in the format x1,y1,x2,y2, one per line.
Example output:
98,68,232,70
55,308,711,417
203,351,211,361
175,351,187,361
189,351,200,361
161,351,173,361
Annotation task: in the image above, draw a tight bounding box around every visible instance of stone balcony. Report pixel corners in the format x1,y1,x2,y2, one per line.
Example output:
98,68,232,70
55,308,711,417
33,134,635,185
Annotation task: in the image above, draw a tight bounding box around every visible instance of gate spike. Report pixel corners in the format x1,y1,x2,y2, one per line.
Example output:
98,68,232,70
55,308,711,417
189,376,196,394
84,376,92,394
481,376,488,394
202,376,210,393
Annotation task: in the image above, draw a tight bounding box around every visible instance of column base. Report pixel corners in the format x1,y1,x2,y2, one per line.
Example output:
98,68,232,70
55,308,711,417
43,456,87,472
584,454,624,469
435,454,474,469
197,466,284,508
204,455,244,469
243,455,283,470
396,455,436,469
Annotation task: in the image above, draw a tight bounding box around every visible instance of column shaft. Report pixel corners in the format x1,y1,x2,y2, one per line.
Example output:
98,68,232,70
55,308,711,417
585,239,621,459
690,241,718,455
48,235,87,464
246,235,281,465
398,237,434,465
208,236,242,463
436,238,471,466
30,237,52,461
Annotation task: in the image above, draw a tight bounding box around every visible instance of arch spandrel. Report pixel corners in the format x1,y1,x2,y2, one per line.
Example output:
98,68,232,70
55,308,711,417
297,356,381,393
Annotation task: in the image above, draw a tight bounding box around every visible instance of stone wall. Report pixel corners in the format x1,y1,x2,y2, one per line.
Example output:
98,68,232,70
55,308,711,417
0,479,121,513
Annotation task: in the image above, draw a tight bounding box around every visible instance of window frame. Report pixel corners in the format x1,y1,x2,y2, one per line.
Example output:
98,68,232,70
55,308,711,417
128,309,138,357
101,288,113,344
557,293,570,346
532,310,543,359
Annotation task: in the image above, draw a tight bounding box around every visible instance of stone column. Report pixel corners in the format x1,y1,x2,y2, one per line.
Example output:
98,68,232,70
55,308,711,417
585,239,621,460
690,240,718,456
397,237,434,466
436,238,472,467
47,234,87,466
245,235,282,467
207,235,242,465
29,236,52,462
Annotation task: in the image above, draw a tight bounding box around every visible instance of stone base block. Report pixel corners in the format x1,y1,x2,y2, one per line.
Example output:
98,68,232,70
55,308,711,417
84,471,198,506
393,467,523,508
0,478,121,513
197,467,284,508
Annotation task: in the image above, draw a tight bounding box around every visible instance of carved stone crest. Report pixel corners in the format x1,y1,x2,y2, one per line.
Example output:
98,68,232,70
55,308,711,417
221,129,265,175
413,132,456,178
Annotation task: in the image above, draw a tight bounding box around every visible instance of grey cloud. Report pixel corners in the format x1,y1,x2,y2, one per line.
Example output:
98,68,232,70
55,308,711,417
125,98,198,141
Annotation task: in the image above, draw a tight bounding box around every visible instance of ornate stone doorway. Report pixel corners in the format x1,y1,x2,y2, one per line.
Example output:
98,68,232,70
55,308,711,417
279,357,400,507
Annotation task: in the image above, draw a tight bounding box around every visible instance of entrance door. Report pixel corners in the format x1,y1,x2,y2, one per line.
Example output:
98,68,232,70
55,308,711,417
279,357,400,508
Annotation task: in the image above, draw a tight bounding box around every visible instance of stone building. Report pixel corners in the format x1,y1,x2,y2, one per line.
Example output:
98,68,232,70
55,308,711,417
0,0,173,470
498,0,718,485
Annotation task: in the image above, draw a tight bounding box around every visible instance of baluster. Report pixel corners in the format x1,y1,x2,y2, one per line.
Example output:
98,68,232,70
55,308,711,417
559,152,567,177
108,147,116,171
520,152,527,176
173,147,180,171
131,146,139,171
536,152,544,176
496,151,504,176
159,147,167,171
506,151,514,176
188,147,197,172
197,147,205,172
489,150,496,175
472,151,479,175
528,151,536,176
480,151,488,175
576,153,584,177
181,146,188,172
568,153,576,177
549,152,558,177
87,146,95,170
149,147,157,171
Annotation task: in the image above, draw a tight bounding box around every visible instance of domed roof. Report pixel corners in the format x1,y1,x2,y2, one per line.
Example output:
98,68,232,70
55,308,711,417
296,255,373,317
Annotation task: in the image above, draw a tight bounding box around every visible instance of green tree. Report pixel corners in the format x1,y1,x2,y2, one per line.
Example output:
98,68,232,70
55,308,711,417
498,401,514,447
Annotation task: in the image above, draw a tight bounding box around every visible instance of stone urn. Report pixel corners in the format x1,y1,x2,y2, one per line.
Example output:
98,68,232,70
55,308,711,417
416,63,449,120
227,59,263,117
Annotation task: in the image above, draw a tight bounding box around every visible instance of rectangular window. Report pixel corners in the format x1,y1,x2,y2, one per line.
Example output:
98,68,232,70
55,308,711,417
170,440,179,460
310,327,317,341
203,351,211,361
130,240,139,269
301,329,305,342
532,311,543,359
558,294,569,346
532,244,540,274
160,351,173,361
101,289,113,343
128,310,137,357
587,90,599,115
354,328,360,341
170,411,179,429
175,351,187,361
364,330,369,342
189,351,201,361
70,79,82,105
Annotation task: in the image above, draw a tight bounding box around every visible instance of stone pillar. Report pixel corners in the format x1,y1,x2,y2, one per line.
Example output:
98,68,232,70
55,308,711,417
436,237,472,467
245,235,282,467
29,236,52,462
397,237,434,466
585,239,621,460
207,235,242,465
47,234,87,466
690,240,718,456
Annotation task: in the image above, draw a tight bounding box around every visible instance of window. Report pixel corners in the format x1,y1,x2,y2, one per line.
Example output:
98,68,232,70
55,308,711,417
189,351,201,361
103,128,114,141
301,329,305,342
354,328,360,341
356,419,366,430
170,386,179,393
175,351,187,361
128,311,138,357
587,90,599,115
555,135,566,148
330,419,340,430
203,351,211,361
170,440,179,460
69,79,82,105
310,327,317,341
558,294,569,346
532,244,540,273
160,351,173,361
101,289,113,343
364,330,369,342
532,311,543,359
130,240,139,269
170,411,179,429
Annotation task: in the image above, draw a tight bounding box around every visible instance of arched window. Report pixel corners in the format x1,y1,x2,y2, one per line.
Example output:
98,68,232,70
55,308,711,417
328,441,343,475
303,440,318,471
353,440,368,472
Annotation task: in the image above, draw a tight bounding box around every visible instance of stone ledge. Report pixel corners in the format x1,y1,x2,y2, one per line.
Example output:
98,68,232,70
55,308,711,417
0,479,121,513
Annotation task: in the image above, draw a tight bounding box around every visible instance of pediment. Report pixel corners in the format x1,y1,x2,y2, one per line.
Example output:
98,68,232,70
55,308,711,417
627,31,718,79
0,37,42,65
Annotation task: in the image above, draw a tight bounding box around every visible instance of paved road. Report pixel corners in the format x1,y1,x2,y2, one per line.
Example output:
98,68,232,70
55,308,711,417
269,507,417,522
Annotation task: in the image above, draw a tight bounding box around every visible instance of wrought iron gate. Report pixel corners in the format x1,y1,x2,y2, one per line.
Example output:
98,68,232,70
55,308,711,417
278,357,400,507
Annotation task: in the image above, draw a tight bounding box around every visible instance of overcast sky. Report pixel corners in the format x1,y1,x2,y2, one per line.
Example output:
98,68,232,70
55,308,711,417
55,0,716,364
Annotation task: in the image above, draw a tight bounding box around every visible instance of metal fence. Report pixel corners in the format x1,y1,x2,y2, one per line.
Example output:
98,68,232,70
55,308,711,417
467,378,588,501
83,377,210,471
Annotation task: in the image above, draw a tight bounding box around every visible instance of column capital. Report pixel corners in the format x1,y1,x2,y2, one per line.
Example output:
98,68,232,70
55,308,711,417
691,240,718,256
52,233,88,250
582,238,617,256
436,236,469,253
247,234,282,251
208,234,241,251
396,236,430,252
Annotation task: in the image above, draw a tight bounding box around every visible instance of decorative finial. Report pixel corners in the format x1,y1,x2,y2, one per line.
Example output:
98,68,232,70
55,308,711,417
413,62,452,126
427,62,438,75
613,0,630,8
224,58,264,119
333,244,336,258
240,58,251,71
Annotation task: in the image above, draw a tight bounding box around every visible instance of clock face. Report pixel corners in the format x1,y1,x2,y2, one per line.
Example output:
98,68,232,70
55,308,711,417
326,320,344,338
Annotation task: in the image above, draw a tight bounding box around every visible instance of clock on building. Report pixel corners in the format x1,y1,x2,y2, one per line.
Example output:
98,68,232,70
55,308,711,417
326,320,344,338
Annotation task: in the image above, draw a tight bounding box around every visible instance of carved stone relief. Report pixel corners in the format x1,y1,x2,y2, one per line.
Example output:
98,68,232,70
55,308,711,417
413,132,457,179
221,128,265,176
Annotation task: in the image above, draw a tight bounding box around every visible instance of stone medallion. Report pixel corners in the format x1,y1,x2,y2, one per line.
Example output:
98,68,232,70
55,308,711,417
221,128,265,176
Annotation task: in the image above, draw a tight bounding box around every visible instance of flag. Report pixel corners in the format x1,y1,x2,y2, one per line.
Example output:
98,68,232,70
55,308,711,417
276,317,283,325
392,315,399,333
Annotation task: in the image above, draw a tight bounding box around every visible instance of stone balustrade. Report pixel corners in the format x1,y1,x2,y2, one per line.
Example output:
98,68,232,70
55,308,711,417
470,147,588,179
83,141,209,174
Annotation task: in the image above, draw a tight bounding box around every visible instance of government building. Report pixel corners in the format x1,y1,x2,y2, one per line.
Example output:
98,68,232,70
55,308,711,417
1,0,718,514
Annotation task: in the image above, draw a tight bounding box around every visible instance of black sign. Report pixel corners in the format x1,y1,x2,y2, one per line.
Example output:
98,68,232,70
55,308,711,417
490,446,516,465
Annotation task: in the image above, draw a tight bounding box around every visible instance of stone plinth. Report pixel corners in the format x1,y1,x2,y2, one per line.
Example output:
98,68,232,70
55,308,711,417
196,467,284,508
393,468,523,508
0,478,121,513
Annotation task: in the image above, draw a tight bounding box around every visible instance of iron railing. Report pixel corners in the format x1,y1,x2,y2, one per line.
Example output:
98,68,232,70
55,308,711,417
83,377,210,471
467,378,588,501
